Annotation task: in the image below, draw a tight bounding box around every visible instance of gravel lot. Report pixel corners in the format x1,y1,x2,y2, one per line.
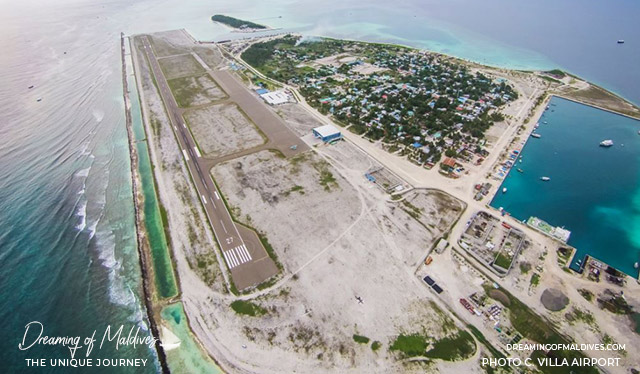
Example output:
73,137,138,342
184,103,265,157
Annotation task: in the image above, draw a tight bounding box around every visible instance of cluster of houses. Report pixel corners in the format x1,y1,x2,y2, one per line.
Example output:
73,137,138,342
257,37,518,171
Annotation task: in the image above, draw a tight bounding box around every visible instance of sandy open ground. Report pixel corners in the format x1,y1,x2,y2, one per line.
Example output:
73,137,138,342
167,74,227,107
184,103,266,158
132,30,640,374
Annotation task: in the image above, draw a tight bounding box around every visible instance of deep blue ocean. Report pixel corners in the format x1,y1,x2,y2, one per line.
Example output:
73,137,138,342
1,0,638,372
491,97,640,276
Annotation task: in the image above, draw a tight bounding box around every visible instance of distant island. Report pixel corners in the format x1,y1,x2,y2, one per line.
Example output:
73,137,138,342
211,14,266,30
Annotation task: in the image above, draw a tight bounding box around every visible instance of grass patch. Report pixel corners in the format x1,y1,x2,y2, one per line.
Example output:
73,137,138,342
371,341,382,351
284,185,305,196
230,300,267,317
519,262,532,274
493,252,513,269
389,334,428,357
352,334,370,344
530,273,540,287
485,285,598,374
467,325,505,359
577,288,594,302
425,330,476,361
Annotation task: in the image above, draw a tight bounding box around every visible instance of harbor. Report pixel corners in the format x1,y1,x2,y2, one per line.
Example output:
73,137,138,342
491,96,640,277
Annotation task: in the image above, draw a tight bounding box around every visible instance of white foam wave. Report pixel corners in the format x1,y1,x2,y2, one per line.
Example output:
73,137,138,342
93,109,105,123
75,166,91,178
75,200,87,231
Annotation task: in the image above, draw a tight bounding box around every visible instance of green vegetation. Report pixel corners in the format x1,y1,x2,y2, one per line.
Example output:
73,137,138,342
352,334,370,344
485,285,598,374
311,160,339,191
493,252,513,269
530,273,540,287
565,307,596,326
211,14,266,29
401,199,423,220
389,334,428,357
598,293,633,315
577,288,594,302
425,331,476,361
284,185,305,196
545,69,566,78
556,247,572,267
242,34,519,164
230,300,267,316
467,325,505,359
371,341,382,351
519,262,532,274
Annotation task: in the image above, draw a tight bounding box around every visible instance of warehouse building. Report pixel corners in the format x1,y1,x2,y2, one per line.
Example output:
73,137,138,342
260,90,290,105
312,124,342,143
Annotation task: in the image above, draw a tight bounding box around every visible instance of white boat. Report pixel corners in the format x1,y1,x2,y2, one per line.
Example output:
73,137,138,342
540,176,550,181
502,187,507,193
634,262,639,269
600,139,614,147
531,133,541,138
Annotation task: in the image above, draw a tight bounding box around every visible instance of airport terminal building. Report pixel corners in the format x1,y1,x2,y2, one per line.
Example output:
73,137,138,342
312,124,342,143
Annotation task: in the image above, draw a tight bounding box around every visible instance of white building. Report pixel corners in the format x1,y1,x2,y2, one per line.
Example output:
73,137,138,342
260,90,290,105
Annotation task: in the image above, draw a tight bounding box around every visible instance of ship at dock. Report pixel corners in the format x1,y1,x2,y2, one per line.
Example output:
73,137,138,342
527,216,571,243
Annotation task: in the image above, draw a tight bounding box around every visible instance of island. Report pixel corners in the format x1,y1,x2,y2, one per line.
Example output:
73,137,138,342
122,29,640,374
211,14,266,31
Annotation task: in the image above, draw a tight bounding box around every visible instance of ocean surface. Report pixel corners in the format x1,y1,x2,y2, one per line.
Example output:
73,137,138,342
1,0,638,372
491,97,640,276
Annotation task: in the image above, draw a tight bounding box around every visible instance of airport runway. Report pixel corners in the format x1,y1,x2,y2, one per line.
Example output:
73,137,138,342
140,36,278,290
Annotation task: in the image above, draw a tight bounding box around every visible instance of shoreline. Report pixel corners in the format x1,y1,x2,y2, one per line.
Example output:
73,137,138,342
487,94,640,279
552,94,640,121
119,32,170,374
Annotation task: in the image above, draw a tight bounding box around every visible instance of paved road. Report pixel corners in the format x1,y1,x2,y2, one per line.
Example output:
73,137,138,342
140,36,277,290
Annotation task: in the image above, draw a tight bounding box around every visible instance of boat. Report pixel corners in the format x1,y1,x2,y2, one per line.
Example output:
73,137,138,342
600,139,614,147
543,121,548,124
28,85,34,89
634,262,638,269
517,168,523,173
502,187,507,193
36,98,42,102
531,133,541,138
617,40,625,44
540,176,550,181
637,130,640,135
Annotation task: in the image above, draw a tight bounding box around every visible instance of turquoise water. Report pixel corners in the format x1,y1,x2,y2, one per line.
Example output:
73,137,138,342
491,97,640,276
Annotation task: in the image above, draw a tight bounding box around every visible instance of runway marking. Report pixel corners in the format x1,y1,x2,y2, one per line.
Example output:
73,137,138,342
235,245,247,262
230,250,239,268
214,191,220,200
223,245,252,269
182,149,189,161
222,250,233,269
201,195,207,205
194,147,201,158
220,220,228,234
238,244,252,261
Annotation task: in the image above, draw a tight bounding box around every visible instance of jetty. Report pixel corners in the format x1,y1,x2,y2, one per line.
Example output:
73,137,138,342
526,216,571,243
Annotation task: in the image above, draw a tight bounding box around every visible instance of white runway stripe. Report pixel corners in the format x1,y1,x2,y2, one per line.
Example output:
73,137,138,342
235,246,248,263
239,244,252,261
229,250,239,267
222,250,232,268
